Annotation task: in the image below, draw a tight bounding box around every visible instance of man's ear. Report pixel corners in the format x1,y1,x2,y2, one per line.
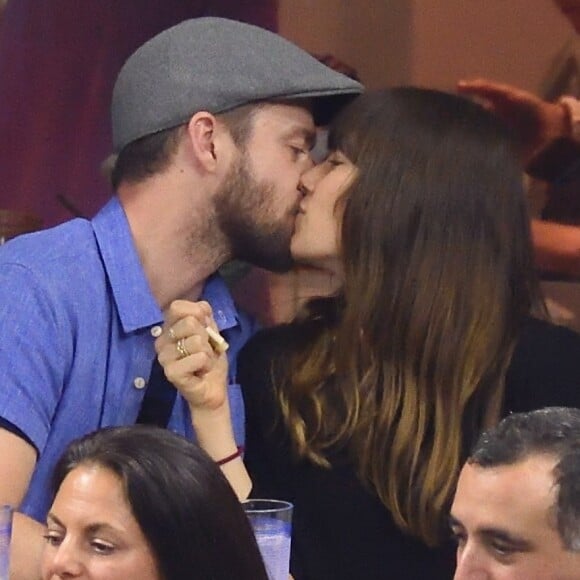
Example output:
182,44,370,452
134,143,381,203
185,112,220,172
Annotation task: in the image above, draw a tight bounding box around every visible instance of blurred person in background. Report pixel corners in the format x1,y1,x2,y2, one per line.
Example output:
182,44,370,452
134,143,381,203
458,0,580,282
457,77,580,280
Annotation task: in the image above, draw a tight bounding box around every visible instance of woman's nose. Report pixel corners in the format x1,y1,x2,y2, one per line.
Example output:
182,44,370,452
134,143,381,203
44,540,84,578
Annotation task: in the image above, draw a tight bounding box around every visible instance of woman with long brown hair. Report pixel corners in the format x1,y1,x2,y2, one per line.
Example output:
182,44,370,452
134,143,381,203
157,88,580,579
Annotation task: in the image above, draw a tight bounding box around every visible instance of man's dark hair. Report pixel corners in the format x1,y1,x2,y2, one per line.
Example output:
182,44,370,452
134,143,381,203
468,407,580,551
109,103,264,190
110,124,185,189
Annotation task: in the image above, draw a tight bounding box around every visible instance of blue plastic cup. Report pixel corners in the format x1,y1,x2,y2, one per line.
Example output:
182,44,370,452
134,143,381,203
243,499,293,580
0,506,12,580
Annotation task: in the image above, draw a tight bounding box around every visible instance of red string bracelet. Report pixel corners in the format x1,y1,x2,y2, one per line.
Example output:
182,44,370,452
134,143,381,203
216,445,245,466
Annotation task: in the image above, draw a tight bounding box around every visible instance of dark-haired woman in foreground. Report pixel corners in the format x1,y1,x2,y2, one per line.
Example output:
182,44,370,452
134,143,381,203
158,89,580,579
41,425,268,580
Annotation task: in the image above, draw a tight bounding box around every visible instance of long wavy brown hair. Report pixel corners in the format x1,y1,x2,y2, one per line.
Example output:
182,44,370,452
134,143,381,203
276,88,543,546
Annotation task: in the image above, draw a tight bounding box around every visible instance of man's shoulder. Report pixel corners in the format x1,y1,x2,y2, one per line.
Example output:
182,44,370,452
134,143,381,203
0,217,107,308
0,217,97,270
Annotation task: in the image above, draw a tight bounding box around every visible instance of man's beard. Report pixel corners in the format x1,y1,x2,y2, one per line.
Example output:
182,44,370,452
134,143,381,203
214,156,295,273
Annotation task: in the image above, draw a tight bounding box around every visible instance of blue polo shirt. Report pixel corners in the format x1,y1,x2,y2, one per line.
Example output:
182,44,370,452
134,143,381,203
0,197,256,522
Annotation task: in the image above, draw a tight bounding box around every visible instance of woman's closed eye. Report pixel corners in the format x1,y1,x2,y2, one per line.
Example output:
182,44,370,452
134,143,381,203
325,151,347,167
43,529,64,547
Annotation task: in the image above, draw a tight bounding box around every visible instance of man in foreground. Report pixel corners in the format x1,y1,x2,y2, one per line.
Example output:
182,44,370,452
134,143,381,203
451,407,580,579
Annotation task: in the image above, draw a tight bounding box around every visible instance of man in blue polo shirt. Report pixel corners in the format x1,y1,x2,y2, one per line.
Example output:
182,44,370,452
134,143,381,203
0,17,362,579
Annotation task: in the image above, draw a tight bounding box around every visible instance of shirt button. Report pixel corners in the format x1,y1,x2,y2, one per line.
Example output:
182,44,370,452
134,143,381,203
133,377,146,390
150,325,162,338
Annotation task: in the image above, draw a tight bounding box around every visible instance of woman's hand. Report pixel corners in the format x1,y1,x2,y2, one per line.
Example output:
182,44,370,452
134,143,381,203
156,300,252,499
155,299,228,411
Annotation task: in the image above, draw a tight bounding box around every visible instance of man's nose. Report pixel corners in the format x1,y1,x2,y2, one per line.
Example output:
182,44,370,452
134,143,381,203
303,152,315,172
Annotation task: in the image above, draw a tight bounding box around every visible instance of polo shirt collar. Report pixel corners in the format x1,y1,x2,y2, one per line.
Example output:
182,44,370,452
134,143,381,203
92,198,241,334
92,197,162,333
201,273,240,332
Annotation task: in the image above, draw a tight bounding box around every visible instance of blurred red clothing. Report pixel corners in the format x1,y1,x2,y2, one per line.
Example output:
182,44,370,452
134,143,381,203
0,0,276,226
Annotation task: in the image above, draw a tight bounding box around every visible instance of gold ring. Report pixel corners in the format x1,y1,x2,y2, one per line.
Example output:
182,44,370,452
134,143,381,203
168,327,177,341
176,338,190,359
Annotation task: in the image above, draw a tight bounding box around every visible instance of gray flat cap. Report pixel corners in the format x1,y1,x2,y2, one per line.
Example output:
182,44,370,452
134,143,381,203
111,17,363,152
